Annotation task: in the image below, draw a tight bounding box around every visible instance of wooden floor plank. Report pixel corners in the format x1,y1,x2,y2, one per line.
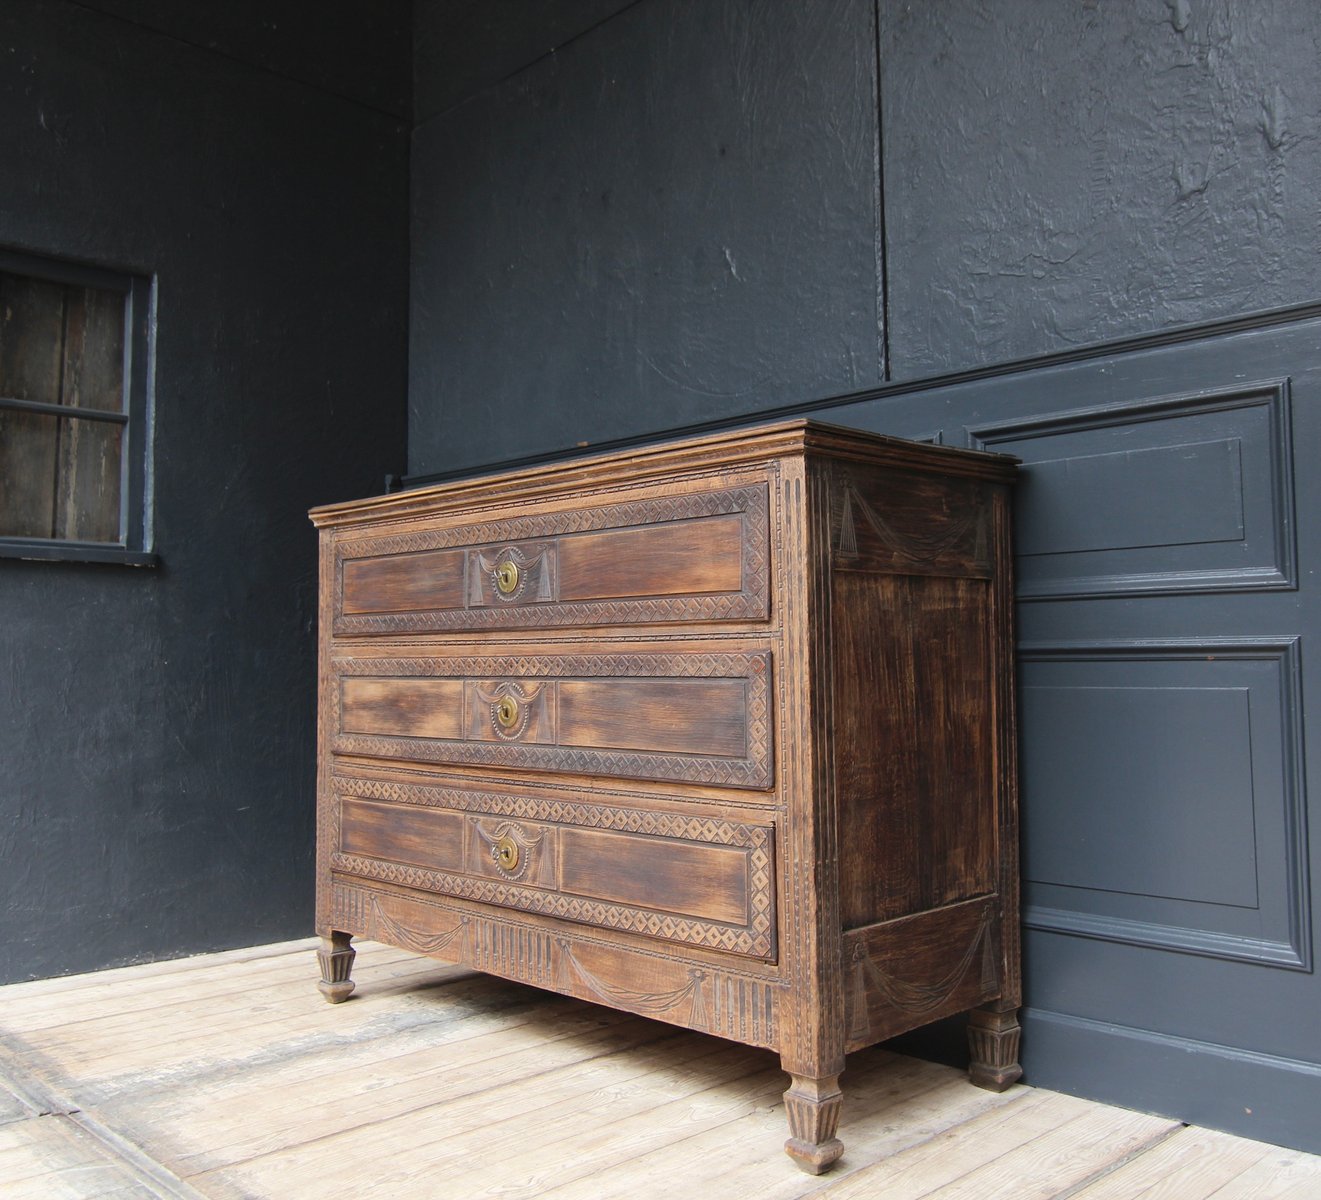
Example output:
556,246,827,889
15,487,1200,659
146,1015,677,1174
1201,1143,1321,1199
927,1108,1177,1199
806,1089,1096,1200
0,1084,34,1129
537,1057,1029,1200
3,942,1320,1200
3,974,557,1123
0,941,424,1032
7,961,475,1089
3,948,451,1039
805,1092,1174,1200
0,938,321,1004
97,982,628,1123
0,1117,155,1198
397,1064,791,1200
1069,1125,1275,1199
692,1079,1037,1200
194,1037,775,1197
6,959,466,1075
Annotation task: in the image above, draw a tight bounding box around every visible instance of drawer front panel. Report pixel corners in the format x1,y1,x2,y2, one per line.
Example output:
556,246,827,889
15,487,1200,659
333,484,769,634
330,775,776,959
333,652,772,789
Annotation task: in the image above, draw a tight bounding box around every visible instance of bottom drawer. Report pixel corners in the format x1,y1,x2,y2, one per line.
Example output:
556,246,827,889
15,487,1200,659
328,774,776,960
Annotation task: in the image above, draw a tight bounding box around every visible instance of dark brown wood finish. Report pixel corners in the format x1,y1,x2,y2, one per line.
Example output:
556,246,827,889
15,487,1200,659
332,482,770,635
310,418,1020,1172
0,273,125,543
833,572,996,929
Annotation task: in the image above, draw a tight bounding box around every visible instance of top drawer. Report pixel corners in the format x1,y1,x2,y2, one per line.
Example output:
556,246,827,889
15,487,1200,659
331,484,770,636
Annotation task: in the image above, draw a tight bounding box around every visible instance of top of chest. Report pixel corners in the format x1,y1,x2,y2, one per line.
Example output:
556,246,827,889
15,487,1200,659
311,419,1016,638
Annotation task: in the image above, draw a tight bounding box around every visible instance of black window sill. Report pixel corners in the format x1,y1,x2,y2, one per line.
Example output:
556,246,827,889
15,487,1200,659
0,539,159,567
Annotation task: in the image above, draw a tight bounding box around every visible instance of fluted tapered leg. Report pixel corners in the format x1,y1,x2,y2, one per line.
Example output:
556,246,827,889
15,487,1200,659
317,931,355,1003
782,1071,844,1174
967,1003,1022,1091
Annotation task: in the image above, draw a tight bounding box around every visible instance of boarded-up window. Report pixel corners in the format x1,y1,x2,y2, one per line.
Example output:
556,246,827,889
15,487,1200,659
0,251,151,561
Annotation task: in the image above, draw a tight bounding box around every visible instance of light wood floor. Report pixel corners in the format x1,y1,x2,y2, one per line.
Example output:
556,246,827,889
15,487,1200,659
1,940,1319,1199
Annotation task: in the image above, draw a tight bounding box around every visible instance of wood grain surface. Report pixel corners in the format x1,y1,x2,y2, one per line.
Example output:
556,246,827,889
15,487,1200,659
311,418,1022,1170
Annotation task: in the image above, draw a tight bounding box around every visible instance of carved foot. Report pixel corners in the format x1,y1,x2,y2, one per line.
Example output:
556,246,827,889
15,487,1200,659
967,1005,1022,1091
317,931,355,1003
782,1073,844,1174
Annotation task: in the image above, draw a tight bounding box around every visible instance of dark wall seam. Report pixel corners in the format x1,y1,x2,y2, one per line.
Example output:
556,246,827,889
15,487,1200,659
412,0,649,132
872,0,891,381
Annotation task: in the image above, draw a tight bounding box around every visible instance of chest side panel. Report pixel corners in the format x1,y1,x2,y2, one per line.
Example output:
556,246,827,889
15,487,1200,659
826,463,1002,930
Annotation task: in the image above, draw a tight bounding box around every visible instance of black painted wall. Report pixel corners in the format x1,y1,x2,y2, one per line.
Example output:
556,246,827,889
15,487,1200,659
408,0,1321,1155
2,0,1315,1159
410,0,884,476
0,0,409,981
880,1,1321,376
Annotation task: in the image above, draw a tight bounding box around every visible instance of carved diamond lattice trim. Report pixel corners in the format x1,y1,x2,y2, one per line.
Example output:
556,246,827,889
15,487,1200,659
334,775,765,847
329,777,774,959
333,485,769,634
331,849,774,959
331,652,773,789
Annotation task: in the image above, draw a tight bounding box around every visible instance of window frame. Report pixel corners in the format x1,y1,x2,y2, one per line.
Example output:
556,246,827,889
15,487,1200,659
0,247,156,566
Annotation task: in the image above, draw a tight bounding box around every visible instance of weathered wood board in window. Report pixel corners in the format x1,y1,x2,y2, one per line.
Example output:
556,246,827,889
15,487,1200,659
57,286,125,541
0,270,125,543
0,274,65,538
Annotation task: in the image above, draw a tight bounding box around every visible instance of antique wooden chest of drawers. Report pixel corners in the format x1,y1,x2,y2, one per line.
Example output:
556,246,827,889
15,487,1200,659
309,419,1020,1172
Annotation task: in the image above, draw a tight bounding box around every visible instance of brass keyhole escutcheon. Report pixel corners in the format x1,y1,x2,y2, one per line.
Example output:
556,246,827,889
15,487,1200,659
493,835,520,872
495,559,520,595
495,695,521,729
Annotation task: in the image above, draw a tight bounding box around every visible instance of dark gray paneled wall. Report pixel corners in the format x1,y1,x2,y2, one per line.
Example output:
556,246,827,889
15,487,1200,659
0,0,408,981
881,1,1321,377
811,316,1321,1155
409,0,883,476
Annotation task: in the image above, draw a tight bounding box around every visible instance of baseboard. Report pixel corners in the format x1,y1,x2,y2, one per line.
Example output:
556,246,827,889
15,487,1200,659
1021,1007,1321,1156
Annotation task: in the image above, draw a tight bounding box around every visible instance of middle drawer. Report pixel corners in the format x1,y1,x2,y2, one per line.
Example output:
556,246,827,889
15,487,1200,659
331,649,773,789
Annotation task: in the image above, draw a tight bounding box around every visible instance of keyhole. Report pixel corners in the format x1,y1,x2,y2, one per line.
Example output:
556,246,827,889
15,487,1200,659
493,835,520,872
495,696,520,729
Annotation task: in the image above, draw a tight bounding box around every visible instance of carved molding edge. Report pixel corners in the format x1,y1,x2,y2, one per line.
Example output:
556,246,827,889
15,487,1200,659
330,838,775,959
327,879,780,1047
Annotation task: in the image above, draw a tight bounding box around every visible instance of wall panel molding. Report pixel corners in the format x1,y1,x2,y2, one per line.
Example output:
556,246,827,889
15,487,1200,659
1021,1006,1321,1155
1019,637,1310,971
969,380,1296,600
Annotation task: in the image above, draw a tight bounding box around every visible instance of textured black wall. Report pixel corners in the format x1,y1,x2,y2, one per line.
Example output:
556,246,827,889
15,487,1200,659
414,0,632,123
76,0,412,116
409,0,883,476
0,0,409,982
880,1,1321,377
412,0,1321,466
